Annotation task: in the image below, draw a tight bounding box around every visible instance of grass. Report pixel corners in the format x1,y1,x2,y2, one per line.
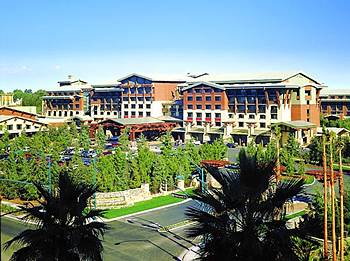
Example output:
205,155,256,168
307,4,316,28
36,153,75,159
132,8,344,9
285,210,306,220
333,163,350,171
103,189,194,219
281,175,314,185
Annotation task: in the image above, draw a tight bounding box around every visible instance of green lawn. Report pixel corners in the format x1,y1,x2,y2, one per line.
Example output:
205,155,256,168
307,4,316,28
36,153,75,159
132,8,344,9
103,192,189,219
285,210,306,220
333,163,350,171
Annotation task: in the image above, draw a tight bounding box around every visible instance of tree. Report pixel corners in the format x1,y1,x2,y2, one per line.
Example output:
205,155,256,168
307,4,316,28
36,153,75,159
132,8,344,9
308,136,323,165
4,171,108,261
186,150,309,261
95,126,106,152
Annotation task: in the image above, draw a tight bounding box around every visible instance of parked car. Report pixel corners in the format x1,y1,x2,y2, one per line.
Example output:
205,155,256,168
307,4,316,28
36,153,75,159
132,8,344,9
193,140,201,145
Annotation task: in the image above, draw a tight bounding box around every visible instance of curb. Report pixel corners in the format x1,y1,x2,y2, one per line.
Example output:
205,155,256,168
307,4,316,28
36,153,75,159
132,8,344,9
102,198,192,223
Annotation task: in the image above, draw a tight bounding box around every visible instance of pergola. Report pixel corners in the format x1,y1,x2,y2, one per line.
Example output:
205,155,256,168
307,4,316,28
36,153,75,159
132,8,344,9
200,160,231,168
90,117,177,140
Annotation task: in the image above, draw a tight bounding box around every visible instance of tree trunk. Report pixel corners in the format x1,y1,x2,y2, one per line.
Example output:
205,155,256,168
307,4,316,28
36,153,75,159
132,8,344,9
329,134,337,261
322,132,329,260
338,148,344,261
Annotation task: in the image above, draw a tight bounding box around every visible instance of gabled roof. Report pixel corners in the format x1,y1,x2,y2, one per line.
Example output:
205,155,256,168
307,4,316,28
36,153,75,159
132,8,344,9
273,120,316,129
282,71,322,85
181,81,225,91
0,106,38,118
117,73,152,82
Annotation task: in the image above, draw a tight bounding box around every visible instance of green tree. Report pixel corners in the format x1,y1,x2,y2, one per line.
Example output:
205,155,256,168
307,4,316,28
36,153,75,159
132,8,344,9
95,126,106,152
4,172,108,261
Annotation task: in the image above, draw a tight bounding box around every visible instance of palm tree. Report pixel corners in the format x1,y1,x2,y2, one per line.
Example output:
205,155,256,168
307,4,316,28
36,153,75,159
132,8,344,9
3,171,108,261
329,131,337,261
322,126,329,259
337,138,345,261
186,150,309,261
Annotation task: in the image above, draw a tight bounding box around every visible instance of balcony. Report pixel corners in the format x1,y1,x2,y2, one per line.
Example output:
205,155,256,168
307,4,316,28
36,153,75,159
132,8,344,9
196,117,202,121
187,117,193,122
205,117,211,122
215,118,221,122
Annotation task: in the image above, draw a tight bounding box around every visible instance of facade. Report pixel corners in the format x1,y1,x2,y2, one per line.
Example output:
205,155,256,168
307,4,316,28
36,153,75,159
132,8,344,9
178,72,325,144
42,74,185,122
119,73,185,119
320,89,350,119
42,79,91,118
0,107,47,137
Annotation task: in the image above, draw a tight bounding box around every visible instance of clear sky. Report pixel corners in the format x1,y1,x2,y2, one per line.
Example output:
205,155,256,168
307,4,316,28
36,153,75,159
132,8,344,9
1,0,350,91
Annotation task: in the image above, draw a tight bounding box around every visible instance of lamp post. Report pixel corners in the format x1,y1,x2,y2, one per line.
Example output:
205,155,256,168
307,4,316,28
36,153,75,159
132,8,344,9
92,156,97,210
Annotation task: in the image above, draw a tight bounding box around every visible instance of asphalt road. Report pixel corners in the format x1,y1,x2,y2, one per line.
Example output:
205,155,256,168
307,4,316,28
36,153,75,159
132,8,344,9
1,200,198,261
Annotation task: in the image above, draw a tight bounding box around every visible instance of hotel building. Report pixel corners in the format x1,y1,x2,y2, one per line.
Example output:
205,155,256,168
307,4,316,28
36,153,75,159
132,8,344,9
320,89,350,119
175,72,325,145
42,73,185,122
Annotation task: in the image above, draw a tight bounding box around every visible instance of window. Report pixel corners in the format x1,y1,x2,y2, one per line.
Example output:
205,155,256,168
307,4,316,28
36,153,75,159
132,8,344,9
146,112,151,117
271,114,278,119
249,114,255,119
124,104,128,108
124,111,129,117
139,112,143,117
7,125,13,130
197,105,202,109
307,109,310,115
238,122,244,127
17,124,22,130
215,121,221,127
197,121,202,126
123,97,128,101
106,112,110,115
196,96,202,101
48,111,51,116
138,104,143,109
205,96,211,101
131,104,136,109
215,96,221,101
215,113,221,118
229,114,233,118
26,124,31,130
187,96,193,101
206,113,211,118
64,111,67,117
59,111,62,117
131,111,136,116
307,100,310,105
305,90,311,96
130,97,136,101
188,112,193,117
114,112,118,115
70,111,73,116
239,114,244,119
260,114,266,119
196,113,202,118
188,105,193,109
215,105,221,110
53,111,57,116
75,104,79,109
270,106,278,113
205,105,211,110
260,123,266,128
146,104,151,109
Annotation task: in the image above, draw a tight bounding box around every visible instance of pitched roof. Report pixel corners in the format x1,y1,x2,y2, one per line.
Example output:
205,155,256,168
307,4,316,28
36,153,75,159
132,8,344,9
117,73,152,82
181,81,226,91
274,120,316,129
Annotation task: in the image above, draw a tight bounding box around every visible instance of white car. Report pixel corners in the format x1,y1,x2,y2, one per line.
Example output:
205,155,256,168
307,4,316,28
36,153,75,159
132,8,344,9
193,141,201,145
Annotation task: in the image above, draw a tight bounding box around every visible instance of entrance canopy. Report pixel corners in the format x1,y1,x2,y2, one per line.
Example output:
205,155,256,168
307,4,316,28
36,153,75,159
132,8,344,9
90,117,177,140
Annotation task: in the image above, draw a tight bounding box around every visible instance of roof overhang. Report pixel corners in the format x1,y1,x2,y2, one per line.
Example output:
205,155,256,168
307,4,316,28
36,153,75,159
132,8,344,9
182,81,225,92
117,73,152,82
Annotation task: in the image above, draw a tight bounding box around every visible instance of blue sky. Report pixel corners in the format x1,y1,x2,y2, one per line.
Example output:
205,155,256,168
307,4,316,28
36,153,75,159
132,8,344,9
1,0,350,90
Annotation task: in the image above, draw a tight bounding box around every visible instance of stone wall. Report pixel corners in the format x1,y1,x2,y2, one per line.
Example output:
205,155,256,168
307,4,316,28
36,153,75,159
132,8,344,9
95,183,151,209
